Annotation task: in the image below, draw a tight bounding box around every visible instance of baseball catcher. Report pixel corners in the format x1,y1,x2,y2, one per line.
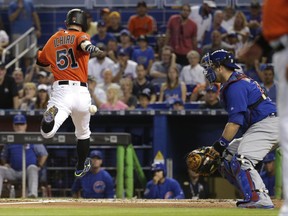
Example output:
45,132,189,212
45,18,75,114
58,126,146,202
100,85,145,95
186,146,220,176
186,49,279,209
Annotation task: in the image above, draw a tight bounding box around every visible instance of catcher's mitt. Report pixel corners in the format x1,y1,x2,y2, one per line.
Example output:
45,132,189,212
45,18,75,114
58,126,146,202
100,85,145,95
186,146,221,176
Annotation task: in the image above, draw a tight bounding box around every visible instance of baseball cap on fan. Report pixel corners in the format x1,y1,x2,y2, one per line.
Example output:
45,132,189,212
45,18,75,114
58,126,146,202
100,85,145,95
203,0,217,8
13,114,27,124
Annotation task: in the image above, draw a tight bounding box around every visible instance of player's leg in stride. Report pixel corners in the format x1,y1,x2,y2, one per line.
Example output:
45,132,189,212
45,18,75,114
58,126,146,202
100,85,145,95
74,138,91,177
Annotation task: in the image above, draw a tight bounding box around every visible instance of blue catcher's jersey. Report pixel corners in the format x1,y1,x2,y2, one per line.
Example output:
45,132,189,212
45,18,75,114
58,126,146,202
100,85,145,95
221,72,276,128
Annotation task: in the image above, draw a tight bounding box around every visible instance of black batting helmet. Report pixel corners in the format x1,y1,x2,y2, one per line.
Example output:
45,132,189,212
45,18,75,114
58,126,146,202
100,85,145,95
65,9,88,32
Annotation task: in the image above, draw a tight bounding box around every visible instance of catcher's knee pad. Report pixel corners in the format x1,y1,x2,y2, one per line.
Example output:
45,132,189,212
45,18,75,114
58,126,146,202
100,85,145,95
219,159,242,192
230,155,259,203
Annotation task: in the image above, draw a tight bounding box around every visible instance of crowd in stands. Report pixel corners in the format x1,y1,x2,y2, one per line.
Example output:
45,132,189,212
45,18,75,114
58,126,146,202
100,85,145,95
0,0,277,112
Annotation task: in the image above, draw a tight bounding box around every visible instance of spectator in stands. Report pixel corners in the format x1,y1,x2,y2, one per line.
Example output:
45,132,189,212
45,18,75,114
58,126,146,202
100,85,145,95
71,150,114,199
88,43,115,85
87,75,107,108
158,66,187,103
107,11,125,36
36,71,50,86
246,0,262,39
166,4,197,66
202,30,234,55
0,114,48,198
12,67,24,93
180,50,206,86
100,83,128,110
171,98,185,111
34,84,49,110
118,29,135,59
229,11,250,44
86,12,98,38
132,64,156,103
119,77,138,110
150,46,181,85
221,6,236,32
260,151,276,197
258,64,277,104
144,162,185,199
112,48,137,83
8,0,41,70
106,38,119,63
132,35,155,72
223,30,242,56
187,169,210,199
91,21,116,46
98,69,114,92
100,8,111,27
18,82,37,110
202,10,227,47
200,84,222,109
0,26,9,59
189,0,216,48
190,83,207,102
155,33,166,60
128,1,155,39
136,89,151,109
0,61,19,109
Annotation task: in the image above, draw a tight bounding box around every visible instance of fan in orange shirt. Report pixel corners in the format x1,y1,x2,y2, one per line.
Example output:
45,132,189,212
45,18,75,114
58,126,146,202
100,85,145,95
128,1,156,38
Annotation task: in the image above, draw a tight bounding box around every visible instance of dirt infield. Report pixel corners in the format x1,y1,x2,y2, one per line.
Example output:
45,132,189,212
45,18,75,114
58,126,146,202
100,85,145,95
0,198,283,209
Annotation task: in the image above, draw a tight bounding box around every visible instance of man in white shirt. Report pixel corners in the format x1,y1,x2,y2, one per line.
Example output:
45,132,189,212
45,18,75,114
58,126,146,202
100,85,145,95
189,0,216,48
88,43,115,85
180,50,206,85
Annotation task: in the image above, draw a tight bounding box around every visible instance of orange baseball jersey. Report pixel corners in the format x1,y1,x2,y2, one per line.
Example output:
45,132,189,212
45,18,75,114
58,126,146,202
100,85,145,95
262,0,288,41
37,29,91,83
128,15,153,38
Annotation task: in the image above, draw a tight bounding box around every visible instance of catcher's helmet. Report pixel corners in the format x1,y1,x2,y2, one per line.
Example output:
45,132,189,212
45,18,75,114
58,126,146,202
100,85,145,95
65,9,88,32
201,49,239,83
151,162,166,176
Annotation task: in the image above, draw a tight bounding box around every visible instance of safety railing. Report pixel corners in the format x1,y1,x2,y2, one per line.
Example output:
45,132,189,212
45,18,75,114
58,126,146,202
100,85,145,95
1,27,37,70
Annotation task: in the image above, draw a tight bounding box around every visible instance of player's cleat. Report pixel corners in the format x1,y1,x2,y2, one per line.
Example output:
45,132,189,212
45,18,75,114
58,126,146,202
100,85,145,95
43,106,58,123
74,158,91,178
236,193,274,209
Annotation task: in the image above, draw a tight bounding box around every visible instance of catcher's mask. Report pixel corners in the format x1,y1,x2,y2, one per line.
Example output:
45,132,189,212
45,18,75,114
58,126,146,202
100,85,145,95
201,49,240,83
65,9,88,32
151,162,166,177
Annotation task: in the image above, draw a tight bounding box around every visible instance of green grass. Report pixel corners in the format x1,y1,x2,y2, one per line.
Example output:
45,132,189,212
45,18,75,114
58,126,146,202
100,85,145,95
0,207,279,216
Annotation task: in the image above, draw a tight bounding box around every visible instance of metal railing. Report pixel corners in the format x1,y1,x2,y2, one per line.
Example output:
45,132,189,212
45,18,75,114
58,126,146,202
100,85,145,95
1,27,37,70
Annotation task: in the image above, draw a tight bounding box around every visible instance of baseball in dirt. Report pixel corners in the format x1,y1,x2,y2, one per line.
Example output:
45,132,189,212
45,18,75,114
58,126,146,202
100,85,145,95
89,105,97,115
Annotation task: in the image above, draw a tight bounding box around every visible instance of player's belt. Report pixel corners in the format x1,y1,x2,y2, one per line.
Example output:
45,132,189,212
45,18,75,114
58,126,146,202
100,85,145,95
58,80,87,87
270,34,288,52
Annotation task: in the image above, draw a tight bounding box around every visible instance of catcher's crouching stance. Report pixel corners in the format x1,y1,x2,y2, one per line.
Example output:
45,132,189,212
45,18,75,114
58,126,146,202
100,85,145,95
187,49,279,209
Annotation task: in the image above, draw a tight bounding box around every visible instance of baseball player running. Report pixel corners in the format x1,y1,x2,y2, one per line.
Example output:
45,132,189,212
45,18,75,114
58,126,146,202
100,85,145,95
199,49,279,208
262,1,288,215
36,9,104,178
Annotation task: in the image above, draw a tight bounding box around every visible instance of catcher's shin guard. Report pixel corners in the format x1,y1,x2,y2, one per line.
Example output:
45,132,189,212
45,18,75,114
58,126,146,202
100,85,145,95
230,155,268,204
219,158,242,194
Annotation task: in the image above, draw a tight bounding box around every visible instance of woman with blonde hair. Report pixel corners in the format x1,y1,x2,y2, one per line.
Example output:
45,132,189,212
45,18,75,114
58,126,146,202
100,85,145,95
231,11,250,43
158,66,187,103
18,82,37,110
100,83,128,110
119,77,138,110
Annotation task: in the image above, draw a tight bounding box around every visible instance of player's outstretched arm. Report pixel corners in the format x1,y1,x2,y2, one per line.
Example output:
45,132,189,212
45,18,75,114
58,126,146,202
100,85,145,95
80,40,104,57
